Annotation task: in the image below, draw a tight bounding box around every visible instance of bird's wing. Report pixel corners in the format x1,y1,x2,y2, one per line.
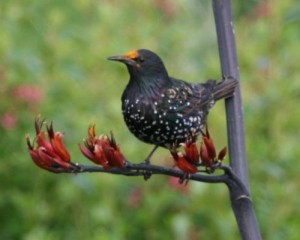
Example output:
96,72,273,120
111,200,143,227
157,77,215,116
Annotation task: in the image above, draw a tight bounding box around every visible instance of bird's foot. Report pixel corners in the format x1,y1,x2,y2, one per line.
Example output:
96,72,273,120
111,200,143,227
143,158,151,165
143,171,152,181
178,173,191,185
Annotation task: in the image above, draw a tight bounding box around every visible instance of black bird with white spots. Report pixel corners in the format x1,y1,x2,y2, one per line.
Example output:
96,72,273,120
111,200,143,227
108,49,237,150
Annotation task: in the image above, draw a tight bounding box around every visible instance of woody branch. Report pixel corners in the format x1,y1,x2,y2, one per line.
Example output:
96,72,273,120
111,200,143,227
26,117,249,200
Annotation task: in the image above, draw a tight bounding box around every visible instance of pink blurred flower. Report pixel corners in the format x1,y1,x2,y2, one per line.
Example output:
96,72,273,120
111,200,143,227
127,187,143,208
169,176,189,193
14,85,44,104
154,0,177,20
254,1,272,18
1,112,17,129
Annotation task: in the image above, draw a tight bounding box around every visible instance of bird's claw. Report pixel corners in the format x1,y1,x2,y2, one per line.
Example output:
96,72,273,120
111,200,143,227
143,171,152,181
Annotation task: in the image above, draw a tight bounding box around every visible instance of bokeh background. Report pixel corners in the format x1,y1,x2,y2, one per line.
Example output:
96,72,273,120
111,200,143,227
1,0,300,239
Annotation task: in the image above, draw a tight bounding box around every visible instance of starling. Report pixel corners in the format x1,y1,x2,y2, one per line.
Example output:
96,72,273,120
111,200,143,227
108,49,237,161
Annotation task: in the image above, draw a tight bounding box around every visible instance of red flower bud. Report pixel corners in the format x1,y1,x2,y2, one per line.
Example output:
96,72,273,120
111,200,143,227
203,135,216,160
175,152,198,174
94,142,110,169
27,144,53,172
79,144,95,161
200,142,213,167
51,132,71,162
181,142,199,162
218,146,227,161
111,148,126,168
36,131,53,153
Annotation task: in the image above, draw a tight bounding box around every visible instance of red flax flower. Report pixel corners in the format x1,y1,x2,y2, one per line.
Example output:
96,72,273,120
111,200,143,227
200,127,227,167
170,133,200,174
171,128,228,174
173,151,198,174
170,141,198,175
181,133,199,163
79,125,126,169
26,118,78,173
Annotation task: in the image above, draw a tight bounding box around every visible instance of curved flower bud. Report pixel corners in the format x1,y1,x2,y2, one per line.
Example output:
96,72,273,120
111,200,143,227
171,149,198,174
94,142,110,169
200,142,212,167
199,127,228,167
176,152,198,174
47,122,71,162
218,147,227,161
203,135,216,160
181,142,199,163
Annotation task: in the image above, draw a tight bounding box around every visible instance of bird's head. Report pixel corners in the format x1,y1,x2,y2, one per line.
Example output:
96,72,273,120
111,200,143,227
107,49,169,82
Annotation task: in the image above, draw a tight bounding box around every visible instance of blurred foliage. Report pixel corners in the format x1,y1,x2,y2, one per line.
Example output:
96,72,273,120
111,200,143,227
1,0,300,239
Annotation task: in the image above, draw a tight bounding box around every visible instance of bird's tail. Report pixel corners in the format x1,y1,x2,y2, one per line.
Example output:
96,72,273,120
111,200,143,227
212,76,238,101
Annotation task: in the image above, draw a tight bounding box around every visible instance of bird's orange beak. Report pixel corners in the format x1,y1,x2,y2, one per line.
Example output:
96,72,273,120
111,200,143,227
107,50,139,67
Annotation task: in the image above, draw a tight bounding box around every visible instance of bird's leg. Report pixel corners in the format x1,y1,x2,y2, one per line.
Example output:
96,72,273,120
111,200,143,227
138,145,159,181
143,145,159,165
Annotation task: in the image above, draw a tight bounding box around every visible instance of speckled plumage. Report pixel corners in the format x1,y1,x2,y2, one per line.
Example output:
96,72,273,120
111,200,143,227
108,49,237,149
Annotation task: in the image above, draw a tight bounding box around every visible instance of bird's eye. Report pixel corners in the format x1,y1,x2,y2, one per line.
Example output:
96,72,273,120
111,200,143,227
139,57,145,63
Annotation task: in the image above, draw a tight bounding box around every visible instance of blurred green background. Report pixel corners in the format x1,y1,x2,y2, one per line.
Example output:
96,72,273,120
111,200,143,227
1,0,300,239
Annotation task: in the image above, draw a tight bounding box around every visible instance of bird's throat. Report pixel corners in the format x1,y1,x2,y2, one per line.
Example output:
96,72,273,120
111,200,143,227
130,75,170,100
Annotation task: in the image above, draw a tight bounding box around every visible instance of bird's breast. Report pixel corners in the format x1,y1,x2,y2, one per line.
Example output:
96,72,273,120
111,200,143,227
121,95,205,148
